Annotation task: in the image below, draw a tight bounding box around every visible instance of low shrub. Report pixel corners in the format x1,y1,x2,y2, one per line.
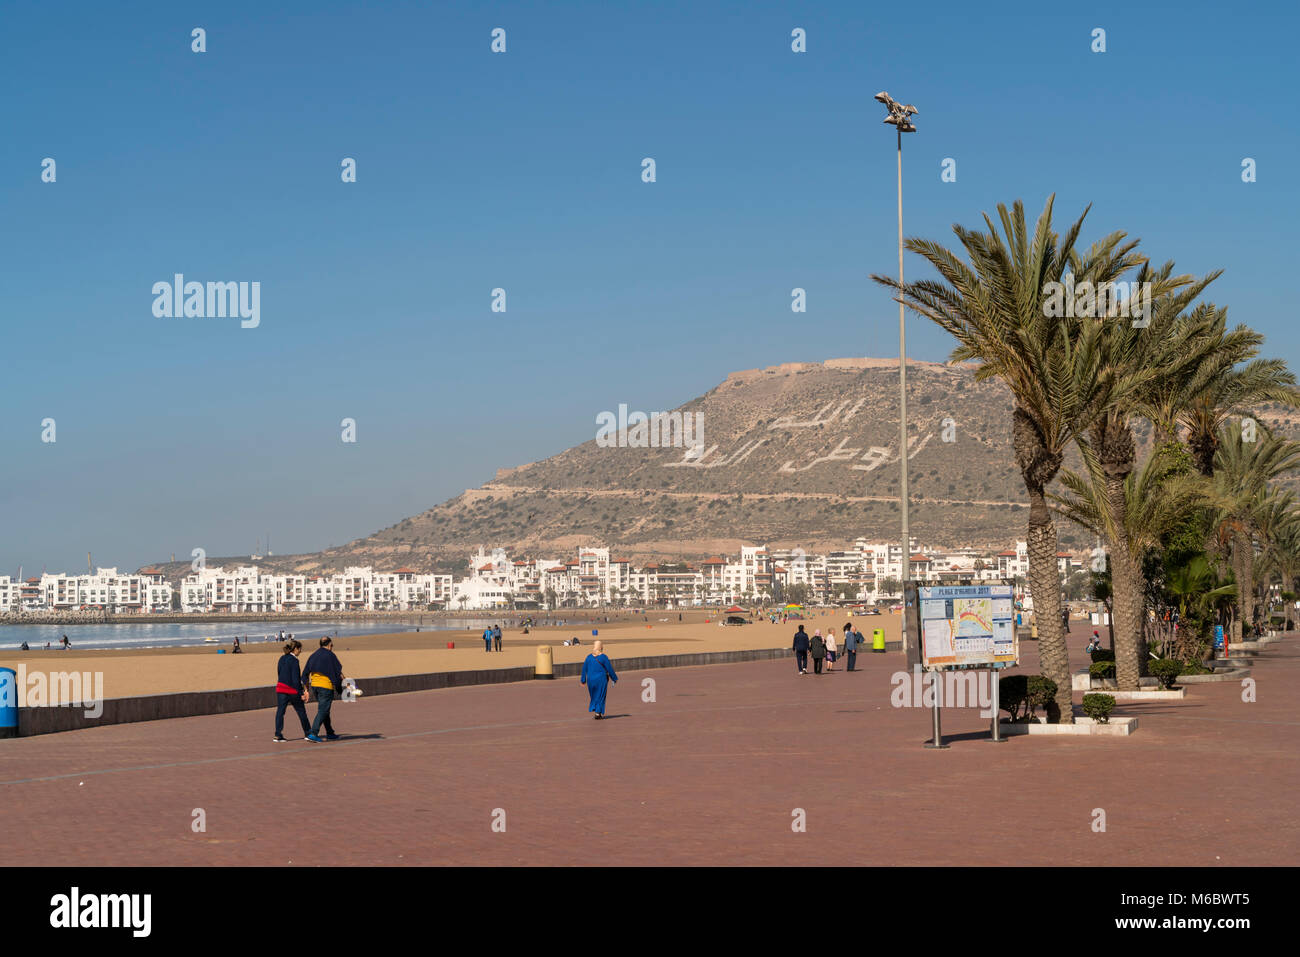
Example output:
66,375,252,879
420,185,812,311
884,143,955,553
1000,674,1061,722
1026,675,1059,722
1089,661,1116,680
999,675,1028,721
1180,658,1210,675
1149,658,1183,689
1089,648,1115,664
1082,693,1116,723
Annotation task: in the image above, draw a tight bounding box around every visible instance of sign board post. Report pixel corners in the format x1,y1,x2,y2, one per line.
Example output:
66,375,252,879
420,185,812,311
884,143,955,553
908,580,1018,748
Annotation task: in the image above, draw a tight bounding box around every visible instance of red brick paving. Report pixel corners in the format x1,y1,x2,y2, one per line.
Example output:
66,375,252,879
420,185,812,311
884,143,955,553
0,630,1295,866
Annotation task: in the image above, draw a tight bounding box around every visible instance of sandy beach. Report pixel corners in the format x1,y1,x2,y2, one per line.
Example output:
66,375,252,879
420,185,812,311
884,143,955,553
0,610,900,701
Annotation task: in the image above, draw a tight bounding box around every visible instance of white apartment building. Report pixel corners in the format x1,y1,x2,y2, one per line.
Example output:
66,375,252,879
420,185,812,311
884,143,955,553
37,568,173,614
6,538,1078,618
0,576,23,613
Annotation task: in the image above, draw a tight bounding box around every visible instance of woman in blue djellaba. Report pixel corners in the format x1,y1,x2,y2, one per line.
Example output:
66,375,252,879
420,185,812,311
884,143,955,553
580,640,619,719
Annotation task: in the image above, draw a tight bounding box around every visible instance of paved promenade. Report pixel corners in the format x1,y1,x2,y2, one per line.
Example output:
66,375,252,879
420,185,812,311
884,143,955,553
0,633,1294,866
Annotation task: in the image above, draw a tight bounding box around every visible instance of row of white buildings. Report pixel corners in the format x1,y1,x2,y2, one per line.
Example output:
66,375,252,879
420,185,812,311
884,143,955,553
1,542,1089,614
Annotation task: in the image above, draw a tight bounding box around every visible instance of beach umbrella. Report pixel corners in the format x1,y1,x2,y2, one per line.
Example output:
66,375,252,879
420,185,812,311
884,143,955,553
784,603,803,610
725,604,745,613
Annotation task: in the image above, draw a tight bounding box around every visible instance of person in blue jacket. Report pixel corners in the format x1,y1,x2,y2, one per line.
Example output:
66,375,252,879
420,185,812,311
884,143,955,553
273,638,311,742
302,636,344,742
580,641,618,719
792,625,810,675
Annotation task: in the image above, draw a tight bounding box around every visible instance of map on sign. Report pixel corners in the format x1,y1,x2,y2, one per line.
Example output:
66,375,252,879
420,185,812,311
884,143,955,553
917,584,1017,668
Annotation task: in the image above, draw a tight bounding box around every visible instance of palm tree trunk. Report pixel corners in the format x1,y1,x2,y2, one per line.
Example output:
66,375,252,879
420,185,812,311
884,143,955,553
1231,534,1249,644
1105,474,1142,691
1241,532,1256,634
1027,484,1073,722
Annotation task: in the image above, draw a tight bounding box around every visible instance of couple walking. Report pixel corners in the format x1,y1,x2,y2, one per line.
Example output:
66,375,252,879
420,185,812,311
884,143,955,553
792,623,861,675
274,636,346,742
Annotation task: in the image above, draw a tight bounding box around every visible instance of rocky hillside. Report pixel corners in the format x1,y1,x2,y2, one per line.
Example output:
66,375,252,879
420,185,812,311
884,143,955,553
147,357,1300,576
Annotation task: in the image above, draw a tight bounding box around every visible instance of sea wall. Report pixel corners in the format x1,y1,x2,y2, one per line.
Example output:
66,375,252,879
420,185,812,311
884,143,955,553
13,646,800,737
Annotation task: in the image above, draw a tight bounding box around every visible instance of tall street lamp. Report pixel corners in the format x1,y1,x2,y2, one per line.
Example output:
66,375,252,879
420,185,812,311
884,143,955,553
874,90,917,651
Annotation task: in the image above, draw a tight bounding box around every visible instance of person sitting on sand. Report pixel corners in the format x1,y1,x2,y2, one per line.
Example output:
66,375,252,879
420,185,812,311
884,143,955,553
233,637,242,654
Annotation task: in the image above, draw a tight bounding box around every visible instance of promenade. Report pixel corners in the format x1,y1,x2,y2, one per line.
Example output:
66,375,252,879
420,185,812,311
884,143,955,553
0,630,1293,866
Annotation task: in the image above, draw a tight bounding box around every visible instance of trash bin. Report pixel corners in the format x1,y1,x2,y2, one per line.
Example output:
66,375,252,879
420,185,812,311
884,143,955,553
535,644,554,680
872,629,886,653
0,667,17,738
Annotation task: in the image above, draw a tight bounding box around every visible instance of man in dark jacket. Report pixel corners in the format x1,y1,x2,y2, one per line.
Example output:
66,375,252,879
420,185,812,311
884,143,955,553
842,625,860,672
792,625,810,675
302,637,344,742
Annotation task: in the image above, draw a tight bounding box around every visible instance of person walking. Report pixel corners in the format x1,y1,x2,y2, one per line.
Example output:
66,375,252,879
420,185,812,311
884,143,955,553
273,639,311,742
580,640,619,719
493,624,502,652
824,629,837,672
302,636,344,742
792,624,810,675
809,629,826,675
482,625,494,653
843,623,860,672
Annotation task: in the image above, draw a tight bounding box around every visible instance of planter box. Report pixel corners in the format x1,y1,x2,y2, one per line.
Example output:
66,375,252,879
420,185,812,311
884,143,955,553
999,715,1138,736
1180,668,1251,683
1072,672,1168,694
1101,688,1184,701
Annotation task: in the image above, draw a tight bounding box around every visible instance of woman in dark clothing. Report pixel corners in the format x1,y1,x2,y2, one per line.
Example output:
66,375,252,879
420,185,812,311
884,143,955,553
810,630,827,675
273,639,311,742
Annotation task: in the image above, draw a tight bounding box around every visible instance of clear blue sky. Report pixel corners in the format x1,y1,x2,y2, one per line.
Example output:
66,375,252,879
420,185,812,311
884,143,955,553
2,0,1297,573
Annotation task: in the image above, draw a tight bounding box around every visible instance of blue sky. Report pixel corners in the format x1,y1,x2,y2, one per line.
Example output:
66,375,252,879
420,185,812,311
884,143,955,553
2,0,1297,573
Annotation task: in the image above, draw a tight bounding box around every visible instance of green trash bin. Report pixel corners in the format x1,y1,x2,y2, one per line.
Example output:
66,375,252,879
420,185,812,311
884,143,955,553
872,629,886,653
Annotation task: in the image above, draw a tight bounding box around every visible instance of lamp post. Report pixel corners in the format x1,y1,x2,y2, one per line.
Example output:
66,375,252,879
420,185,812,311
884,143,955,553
874,90,917,656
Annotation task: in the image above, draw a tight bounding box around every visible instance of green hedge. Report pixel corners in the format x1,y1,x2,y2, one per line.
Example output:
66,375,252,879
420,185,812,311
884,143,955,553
1082,693,1116,723
1001,674,1059,722
1088,661,1116,679
1149,658,1183,689
1089,648,1115,664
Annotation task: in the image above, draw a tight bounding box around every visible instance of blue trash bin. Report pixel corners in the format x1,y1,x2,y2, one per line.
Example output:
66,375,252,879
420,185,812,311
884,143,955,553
0,667,17,738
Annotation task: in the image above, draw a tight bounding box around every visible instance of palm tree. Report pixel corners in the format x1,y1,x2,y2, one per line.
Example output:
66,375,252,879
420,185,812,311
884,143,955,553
1053,442,1207,688
1259,505,1300,601
1072,263,1220,687
1160,311,1300,475
1164,553,1236,661
1254,492,1300,621
874,196,1144,721
1209,422,1300,641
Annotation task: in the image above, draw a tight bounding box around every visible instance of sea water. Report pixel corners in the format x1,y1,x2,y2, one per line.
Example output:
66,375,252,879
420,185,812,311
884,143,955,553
0,620,445,652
